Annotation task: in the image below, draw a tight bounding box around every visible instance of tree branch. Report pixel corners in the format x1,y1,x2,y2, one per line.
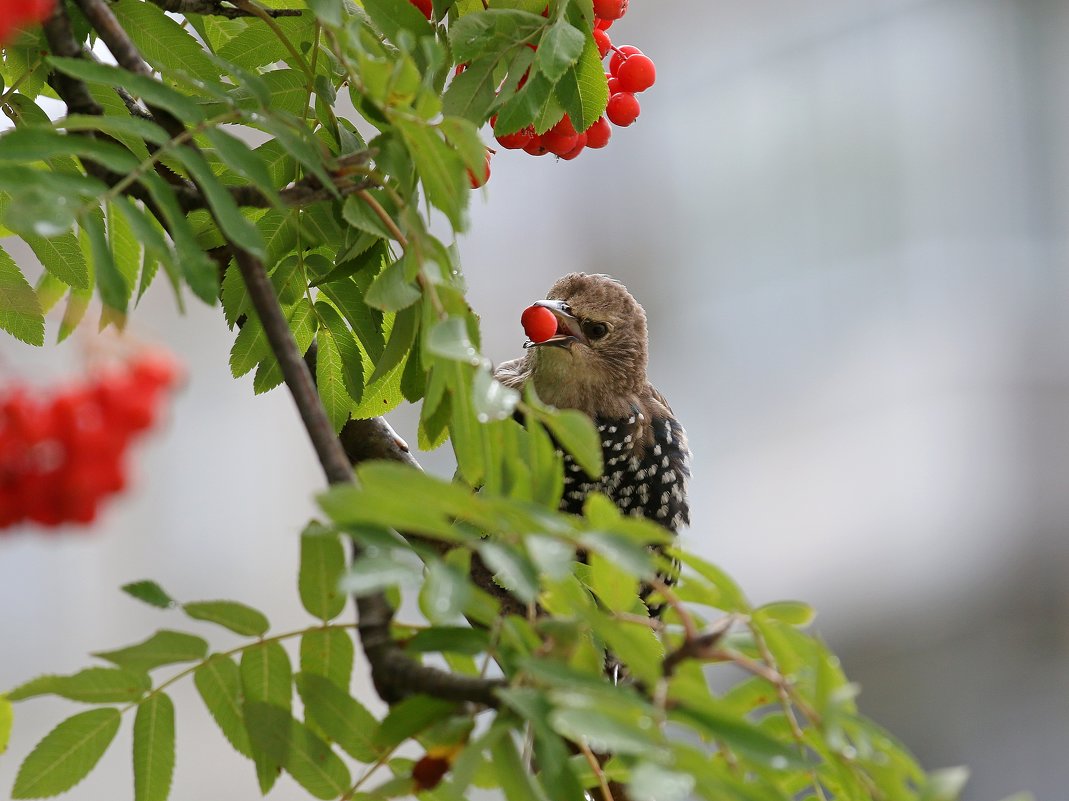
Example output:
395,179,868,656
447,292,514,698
147,0,302,18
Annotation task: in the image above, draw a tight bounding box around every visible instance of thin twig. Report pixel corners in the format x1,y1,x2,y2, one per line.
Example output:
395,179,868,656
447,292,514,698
579,742,615,801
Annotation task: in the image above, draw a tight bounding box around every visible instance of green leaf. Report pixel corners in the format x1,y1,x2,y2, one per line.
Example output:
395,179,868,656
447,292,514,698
203,127,278,199
315,301,364,403
299,628,353,690
555,33,610,132
183,600,270,637
171,147,265,258
316,321,351,432
419,561,472,624
550,707,659,757
317,273,385,360
241,642,292,709
193,654,251,757
668,700,803,768
299,527,348,620
921,767,970,801
395,118,468,231
82,208,129,316
540,409,602,479
628,762,695,801
48,58,206,124
0,245,44,345
112,0,221,83
756,600,816,628
373,695,458,749
362,0,434,44
426,315,478,362
337,549,423,596
229,315,270,378
537,19,585,83
487,729,550,801
0,695,11,755
23,231,89,290
369,304,418,384
294,673,380,763
442,57,498,123
477,541,539,604
93,630,208,673
133,693,175,801
9,668,150,704
254,296,317,394
449,9,545,63
243,702,351,799
365,257,420,312
12,708,121,799
121,580,176,610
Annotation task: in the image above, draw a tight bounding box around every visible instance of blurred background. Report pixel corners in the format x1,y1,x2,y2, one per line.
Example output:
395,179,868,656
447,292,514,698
2,0,1068,798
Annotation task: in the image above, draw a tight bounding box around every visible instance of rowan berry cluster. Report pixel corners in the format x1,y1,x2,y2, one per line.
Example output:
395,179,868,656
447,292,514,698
0,351,180,529
0,0,54,46
493,0,656,162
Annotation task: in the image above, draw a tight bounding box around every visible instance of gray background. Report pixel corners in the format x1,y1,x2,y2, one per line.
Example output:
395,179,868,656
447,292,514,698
2,0,1067,798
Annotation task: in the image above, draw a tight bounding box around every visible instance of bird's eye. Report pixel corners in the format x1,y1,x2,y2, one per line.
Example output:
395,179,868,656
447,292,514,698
582,320,609,340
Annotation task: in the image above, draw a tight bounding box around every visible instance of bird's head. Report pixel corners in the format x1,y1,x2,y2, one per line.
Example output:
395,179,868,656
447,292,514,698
523,273,649,415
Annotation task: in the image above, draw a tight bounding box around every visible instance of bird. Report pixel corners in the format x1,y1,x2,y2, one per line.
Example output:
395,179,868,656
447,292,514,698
494,272,691,549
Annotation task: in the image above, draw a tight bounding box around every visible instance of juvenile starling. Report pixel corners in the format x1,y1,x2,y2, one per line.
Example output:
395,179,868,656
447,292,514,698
496,272,691,538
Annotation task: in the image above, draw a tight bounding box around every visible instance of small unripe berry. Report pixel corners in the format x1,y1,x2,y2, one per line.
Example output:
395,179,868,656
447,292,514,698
521,305,559,343
617,53,656,92
606,92,640,126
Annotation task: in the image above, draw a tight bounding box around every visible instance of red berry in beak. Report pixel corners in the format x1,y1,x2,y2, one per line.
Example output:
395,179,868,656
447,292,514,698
521,305,558,343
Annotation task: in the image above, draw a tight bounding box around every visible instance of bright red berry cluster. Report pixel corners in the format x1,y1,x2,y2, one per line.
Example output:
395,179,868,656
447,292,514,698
0,0,55,46
492,0,655,163
0,350,181,529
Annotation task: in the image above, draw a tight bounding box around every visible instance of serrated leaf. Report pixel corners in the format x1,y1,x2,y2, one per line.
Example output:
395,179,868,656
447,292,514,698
0,245,44,345
8,668,150,704
294,673,380,763
449,9,545,63
315,302,364,404
299,528,348,620
244,702,351,799
23,231,89,290
426,315,478,362
113,0,220,83
172,147,265,258
537,19,585,83
241,642,292,709
395,118,468,231
555,34,609,132
82,208,128,317
316,273,385,360
253,296,317,394
365,259,420,311
442,57,498,123
369,303,417,384
93,630,208,673
12,708,120,799
229,314,269,378
194,654,251,757
300,628,354,691
477,541,539,604
316,322,350,432
203,127,278,199
183,600,270,637
362,0,434,44
133,692,175,801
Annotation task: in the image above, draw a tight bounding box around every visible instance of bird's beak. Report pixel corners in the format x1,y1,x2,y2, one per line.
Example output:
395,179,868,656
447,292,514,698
524,299,586,349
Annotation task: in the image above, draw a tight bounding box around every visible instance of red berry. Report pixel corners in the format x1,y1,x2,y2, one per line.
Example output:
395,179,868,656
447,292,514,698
617,54,656,93
595,17,613,30
409,0,432,20
467,152,491,188
541,116,579,156
523,136,549,156
496,126,534,150
609,45,642,76
131,350,181,389
521,305,558,343
592,0,627,21
560,133,587,161
593,28,611,59
607,76,621,95
606,92,640,126
584,116,611,148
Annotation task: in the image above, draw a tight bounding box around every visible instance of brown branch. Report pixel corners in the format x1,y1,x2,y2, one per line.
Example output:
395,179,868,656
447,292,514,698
41,3,101,117
147,0,302,17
